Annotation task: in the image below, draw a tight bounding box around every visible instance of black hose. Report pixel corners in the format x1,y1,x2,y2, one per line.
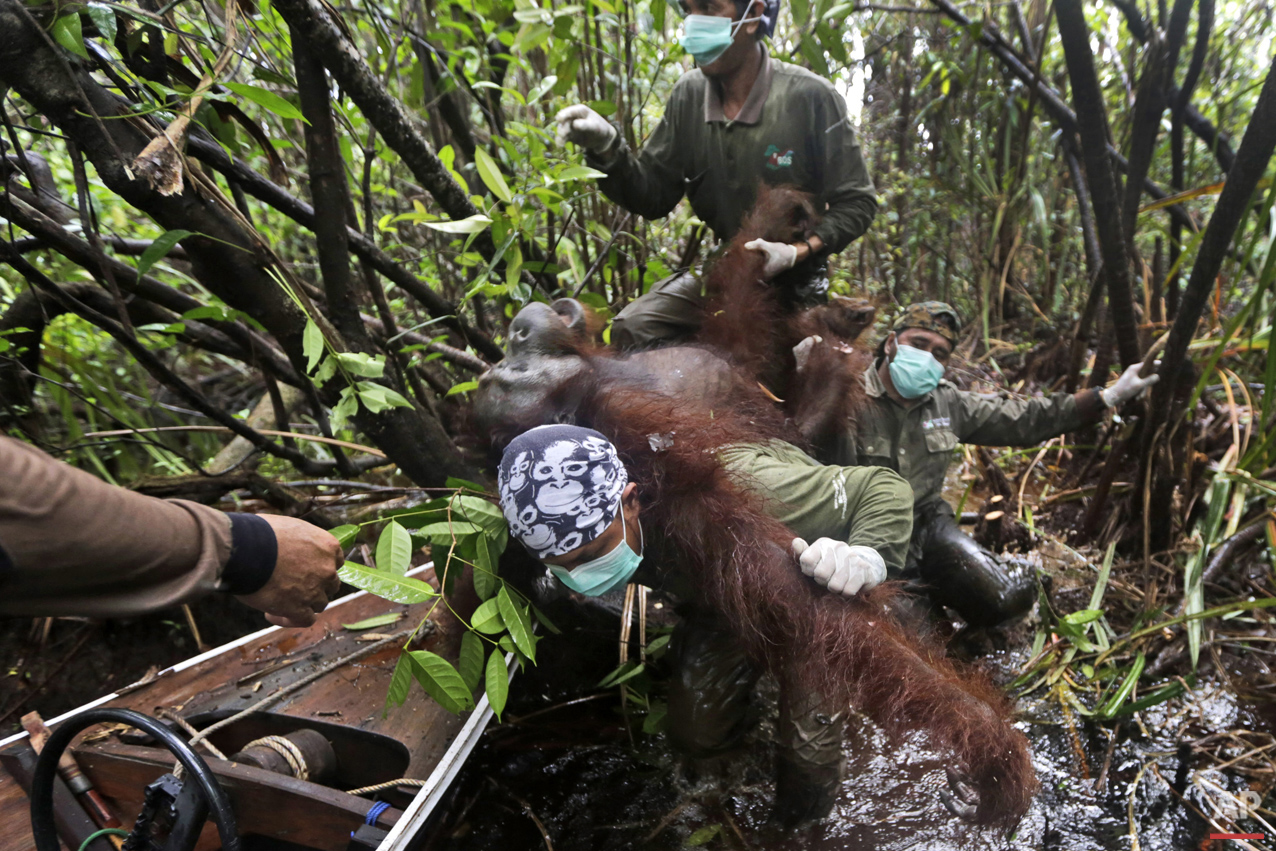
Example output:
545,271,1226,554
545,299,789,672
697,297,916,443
30,707,241,851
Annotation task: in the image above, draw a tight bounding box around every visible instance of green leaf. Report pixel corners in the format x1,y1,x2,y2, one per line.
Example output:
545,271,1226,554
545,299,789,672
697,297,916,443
587,100,616,117
1097,653,1146,719
224,82,307,122
52,14,90,59
642,701,667,734
338,561,437,604
529,602,561,635
86,4,117,42
474,148,513,203
335,351,386,378
414,520,483,540
376,521,413,575
498,587,535,662
330,524,359,548
556,165,608,182
342,612,404,630
473,533,499,600
452,496,508,542
384,652,413,716
685,824,722,846
598,660,644,688
303,319,324,373
407,650,474,714
445,477,489,494
526,74,558,105
423,214,493,234
459,631,484,692
446,380,479,397
471,598,504,634
356,382,414,413
1063,609,1104,626
137,230,193,282
486,648,509,720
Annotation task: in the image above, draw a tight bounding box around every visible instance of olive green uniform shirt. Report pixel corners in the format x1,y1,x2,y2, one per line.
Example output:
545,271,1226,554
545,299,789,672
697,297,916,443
590,45,877,253
718,440,913,572
835,366,1103,521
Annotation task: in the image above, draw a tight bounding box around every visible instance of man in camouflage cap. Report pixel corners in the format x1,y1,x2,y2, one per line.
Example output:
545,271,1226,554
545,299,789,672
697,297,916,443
808,300,1158,629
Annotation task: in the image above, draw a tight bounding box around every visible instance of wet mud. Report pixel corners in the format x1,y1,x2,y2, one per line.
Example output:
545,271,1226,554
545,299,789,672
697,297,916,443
430,629,1269,850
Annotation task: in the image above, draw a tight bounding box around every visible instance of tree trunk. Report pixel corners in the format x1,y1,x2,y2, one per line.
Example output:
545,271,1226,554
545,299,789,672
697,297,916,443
0,0,478,486
1055,0,1143,368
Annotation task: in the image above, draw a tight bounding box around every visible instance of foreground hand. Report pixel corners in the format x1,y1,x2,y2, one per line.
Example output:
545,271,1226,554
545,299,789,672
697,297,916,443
744,238,798,280
1102,361,1160,408
236,515,343,628
554,104,617,153
791,537,887,597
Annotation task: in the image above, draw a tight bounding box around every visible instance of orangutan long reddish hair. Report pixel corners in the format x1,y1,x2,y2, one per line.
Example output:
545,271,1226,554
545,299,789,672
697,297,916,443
694,184,878,458
551,367,1037,826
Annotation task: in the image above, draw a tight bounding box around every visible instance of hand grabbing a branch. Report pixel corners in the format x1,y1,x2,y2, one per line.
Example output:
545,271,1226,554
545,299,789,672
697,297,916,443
236,515,344,628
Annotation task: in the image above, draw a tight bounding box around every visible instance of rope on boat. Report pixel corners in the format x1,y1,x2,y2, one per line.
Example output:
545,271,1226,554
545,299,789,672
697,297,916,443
345,777,429,796
167,629,412,778
364,801,392,824
242,735,309,781
159,709,229,761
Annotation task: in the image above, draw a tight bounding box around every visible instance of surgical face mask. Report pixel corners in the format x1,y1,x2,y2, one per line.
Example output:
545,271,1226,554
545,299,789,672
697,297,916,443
548,511,644,597
680,13,760,66
888,342,946,399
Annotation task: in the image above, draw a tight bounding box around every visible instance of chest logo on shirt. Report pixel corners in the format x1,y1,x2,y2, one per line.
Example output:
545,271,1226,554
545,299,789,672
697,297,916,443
764,145,794,170
922,416,951,430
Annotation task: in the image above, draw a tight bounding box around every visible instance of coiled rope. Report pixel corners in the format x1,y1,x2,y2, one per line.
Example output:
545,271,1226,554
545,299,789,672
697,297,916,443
242,735,309,781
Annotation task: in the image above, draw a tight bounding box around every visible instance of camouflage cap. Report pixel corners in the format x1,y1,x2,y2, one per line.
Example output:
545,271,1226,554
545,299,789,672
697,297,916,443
892,301,961,343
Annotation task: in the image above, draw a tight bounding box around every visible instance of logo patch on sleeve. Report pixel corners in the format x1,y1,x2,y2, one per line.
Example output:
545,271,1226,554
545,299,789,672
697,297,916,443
764,144,794,169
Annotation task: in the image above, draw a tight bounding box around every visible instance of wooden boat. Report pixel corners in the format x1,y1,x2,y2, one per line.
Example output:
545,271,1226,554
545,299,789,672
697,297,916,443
0,564,501,851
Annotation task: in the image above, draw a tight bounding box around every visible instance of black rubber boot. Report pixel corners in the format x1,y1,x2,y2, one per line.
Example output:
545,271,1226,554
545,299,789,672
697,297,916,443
772,754,842,827
916,513,1037,628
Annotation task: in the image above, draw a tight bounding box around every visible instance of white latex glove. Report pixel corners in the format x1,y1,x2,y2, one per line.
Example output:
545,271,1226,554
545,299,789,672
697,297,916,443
791,537,887,598
554,104,618,153
744,238,798,280
791,331,821,372
1101,361,1160,408
793,335,823,373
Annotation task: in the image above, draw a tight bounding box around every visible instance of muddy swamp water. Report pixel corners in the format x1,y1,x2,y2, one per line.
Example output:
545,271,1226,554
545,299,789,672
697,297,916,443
422,462,1276,851
426,548,1275,851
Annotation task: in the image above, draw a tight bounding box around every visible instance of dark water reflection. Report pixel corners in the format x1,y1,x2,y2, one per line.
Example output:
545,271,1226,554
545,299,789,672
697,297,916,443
430,628,1259,851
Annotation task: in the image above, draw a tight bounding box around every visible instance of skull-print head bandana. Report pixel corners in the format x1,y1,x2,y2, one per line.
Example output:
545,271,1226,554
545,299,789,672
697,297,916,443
498,424,628,560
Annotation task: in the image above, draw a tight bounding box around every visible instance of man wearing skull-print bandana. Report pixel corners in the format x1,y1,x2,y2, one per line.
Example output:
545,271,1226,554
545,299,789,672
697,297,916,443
498,423,913,825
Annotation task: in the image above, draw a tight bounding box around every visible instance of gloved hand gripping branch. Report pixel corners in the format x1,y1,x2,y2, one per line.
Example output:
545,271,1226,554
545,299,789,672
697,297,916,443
1101,361,1160,408
554,105,619,167
791,537,886,598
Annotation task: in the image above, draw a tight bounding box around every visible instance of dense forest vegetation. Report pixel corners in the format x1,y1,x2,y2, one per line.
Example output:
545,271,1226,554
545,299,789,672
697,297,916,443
1,0,1275,843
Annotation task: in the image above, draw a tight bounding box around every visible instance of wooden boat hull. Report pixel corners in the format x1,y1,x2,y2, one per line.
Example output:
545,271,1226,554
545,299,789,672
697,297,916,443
0,565,497,851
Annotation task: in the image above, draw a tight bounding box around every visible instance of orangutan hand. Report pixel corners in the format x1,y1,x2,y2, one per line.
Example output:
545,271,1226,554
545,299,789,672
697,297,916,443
791,537,886,597
235,515,343,628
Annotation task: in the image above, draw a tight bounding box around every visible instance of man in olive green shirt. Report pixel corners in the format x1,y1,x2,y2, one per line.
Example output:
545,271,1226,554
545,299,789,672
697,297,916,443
819,302,1158,628
554,0,876,349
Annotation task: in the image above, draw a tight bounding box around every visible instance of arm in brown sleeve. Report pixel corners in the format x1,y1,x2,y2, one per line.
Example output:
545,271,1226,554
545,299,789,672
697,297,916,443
0,436,274,617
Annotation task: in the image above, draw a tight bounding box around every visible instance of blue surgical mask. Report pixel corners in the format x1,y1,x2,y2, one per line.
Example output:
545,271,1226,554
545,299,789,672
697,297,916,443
680,14,760,66
888,342,945,399
548,511,644,597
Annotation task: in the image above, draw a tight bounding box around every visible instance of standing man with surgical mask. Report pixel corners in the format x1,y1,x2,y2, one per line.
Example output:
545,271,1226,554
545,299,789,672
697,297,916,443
818,302,1159,630
553,0,877,349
